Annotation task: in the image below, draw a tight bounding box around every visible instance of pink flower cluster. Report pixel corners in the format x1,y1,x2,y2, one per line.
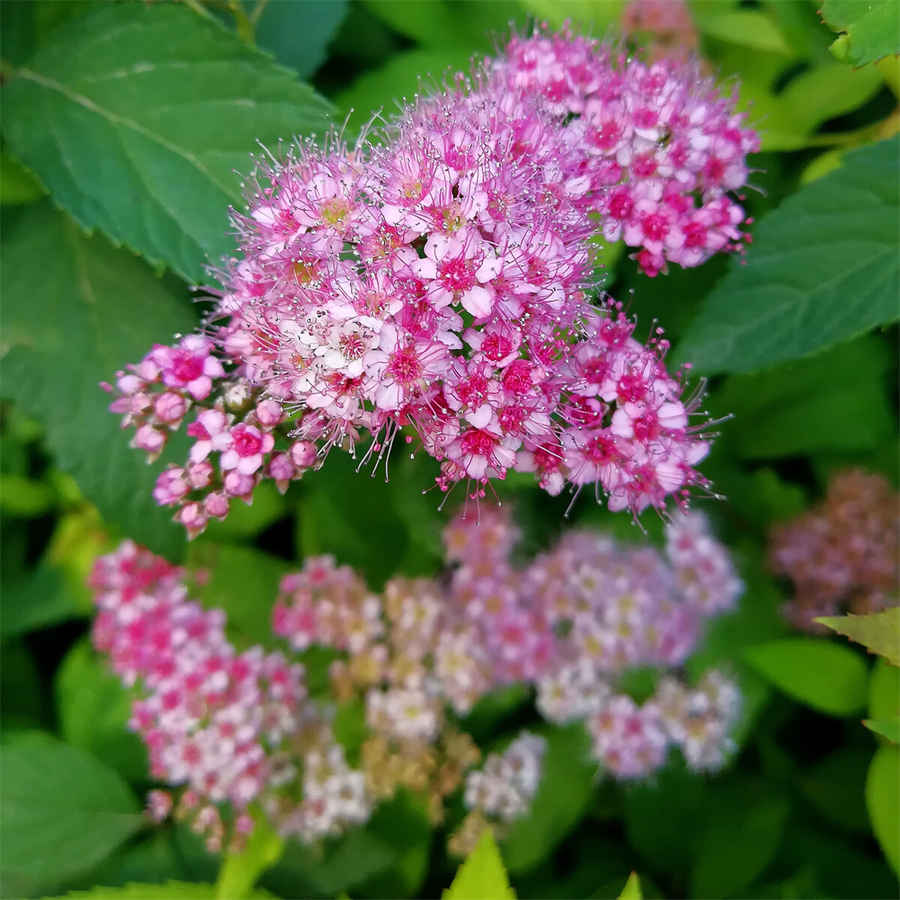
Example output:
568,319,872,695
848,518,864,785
105,26,758,536
90,542,370,851
90,507,742,852
769,469,899,631
275,506,743,778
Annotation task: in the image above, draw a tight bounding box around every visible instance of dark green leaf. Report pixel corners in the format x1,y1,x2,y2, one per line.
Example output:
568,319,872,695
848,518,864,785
187,542,289,649
502,723,596,874
0,152,46,206
3,3,331,282
690,780,789,898
0,640,45,732
799,747,871,831
743,638,869,716
256,0,349,78
1,203,196,558
623,758,708,877
41,882,273,899
0,732,143,897
675,137,900,374
711,335,893,459
1,560,87,639
55,638,147,782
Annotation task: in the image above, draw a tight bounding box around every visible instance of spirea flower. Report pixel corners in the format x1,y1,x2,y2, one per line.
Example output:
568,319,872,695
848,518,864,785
769,469,899,631
104,25,758,538
91,505,742,853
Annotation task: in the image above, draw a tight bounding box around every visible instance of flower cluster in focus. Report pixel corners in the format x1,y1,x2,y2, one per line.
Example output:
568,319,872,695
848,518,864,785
90,508,742,854
104,25,758,537
769,469,899,632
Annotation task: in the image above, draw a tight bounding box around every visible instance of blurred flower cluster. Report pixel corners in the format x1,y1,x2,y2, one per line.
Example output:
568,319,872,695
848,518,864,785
90,507,742,854
769,469,899,632
104,24,758,537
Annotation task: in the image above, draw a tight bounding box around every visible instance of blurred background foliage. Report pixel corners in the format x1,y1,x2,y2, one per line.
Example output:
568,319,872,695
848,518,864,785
1,0,898,897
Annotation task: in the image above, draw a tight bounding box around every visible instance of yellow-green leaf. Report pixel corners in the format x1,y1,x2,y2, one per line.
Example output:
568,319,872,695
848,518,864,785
444,830,515,900
817,608,900,666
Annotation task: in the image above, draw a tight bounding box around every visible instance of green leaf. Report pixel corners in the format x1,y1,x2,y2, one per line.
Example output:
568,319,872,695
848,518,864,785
711,335,893,459
869,659,900,720
187,542,289,649
0,640,45,731
695,10,790,54
674,136,900,374
1,560,87,639
518,0,625,31
0,472,56,516
443,829,515,900
1,203,196,559
41,882,273,899
816,608,900,666
55,638,147,782
297,449,442,589
822,0,900,66
3,3,331,282
501,723,596,874
866,745,900,875
623,758,708,877
617,872,642,900
799,747,871,831
690,783,789,898
0,732,143,897
255,0,349,78
335,47,475,134
216,814,284,900
0,151,46,206
864,718,900,743
743,638,869,716
362,0,524,47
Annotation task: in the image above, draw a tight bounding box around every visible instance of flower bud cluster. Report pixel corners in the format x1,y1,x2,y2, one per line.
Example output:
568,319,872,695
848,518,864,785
91,507,742,853
106,26,758,534
450,732,547,856
769,469,899,631
90,541,370,852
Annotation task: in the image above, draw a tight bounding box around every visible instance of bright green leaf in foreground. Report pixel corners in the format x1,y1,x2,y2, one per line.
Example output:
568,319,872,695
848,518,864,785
869,659,900,720
675,136,899,374
0,733,144,897
1,203,195,558
444,829,515,900
817,608,900,666
3,3,331,282
822,0,900,66
215,814,284,900
866,745,900,875
617,872,642,900
743,638,869,716
864,718,900,743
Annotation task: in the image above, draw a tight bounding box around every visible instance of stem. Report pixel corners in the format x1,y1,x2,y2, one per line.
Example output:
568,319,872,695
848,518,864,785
215,813,285,900
250,0,271,26
181,0,218,23
228,0,256,45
